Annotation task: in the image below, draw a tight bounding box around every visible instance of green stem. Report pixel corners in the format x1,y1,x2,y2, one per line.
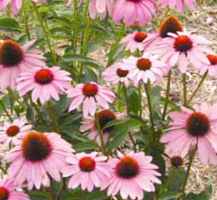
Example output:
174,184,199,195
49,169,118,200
122,84,136,150
187,70,208,105
162,70,172,120
122,84,129,114
46,102,59,132
181,146,197,198
182,74,187,106
78,1,91,81
144,82,155,132
23,5,31,40
32,2,56,64
0,101,12,121
95,117,106,155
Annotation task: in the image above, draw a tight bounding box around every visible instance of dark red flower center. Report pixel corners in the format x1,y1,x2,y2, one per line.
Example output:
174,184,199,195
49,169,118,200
95,110,116,132
82,83,98,97
0,187,9,200
0,39,23,67
186,112,210,137
22,132,52,162
6,125,20,137
207,54,217,65
159,16,183,38
116,68,129,77
174,35,193,53
171,156,183,168
134,32,147,42
116,156,139,179
34,69,54,85
137,58,152,71
79,156,96,172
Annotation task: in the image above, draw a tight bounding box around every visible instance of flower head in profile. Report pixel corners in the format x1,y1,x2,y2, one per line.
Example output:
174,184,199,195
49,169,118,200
197,54,217,77
123,54,168,86
112,0,156,26
0,0,22,15
6,131,73,189
62,152,110,192
101,152,161,200
121,31,156,53
160,0,196,12
0,117,31,147
80,109,123,143
67,82,115,118
148,16,183,53
89,0,113,19
17,66,71,104
0,178,29,200
102,62,131,86
161,104,217,165
0,39,45,90
151,31,211,73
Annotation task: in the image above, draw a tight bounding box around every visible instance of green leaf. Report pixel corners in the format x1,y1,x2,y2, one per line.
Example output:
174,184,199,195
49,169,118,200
29,191,50,200
185,186,212,200
166,168,186,193
61,189,107,200
62,54,102,68
159,192,182,200
107,118,142,151
128,88,141,115
0,17,20,32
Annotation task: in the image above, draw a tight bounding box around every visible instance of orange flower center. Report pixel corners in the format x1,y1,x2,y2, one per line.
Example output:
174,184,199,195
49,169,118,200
79,156,96,172
34,69,54,85
82,83,98,97
22,132,52,162
137,58,152,71
159,16,183,38
0,187,9,200
0,39,23,67
115,156,139,179
116,68,129,77
207,54,217,65
186,112,210,137
95,110,116,132
174,35,193,53
6,125,20,137
134,32,147,42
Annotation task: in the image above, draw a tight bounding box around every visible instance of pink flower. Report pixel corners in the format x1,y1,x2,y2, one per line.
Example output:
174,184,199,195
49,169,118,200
0,178,29,200
62,152,111,192
67,82,115,118
197,54,217,77
0,117,31,147
123,54,168,86
151,31,210,73
80,109,122,143
6,131,73,189
0,39,45,90
102,62,131,86
0,0,22,15
89,0,113,19
101,152,161,200
16,66,71,104
160,0,196,12
112,0,156,26
121,31,156,53
161,104,217,165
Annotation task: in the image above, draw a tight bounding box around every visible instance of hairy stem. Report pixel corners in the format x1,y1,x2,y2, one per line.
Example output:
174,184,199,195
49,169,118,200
187,70,208,105
162,70,172,120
